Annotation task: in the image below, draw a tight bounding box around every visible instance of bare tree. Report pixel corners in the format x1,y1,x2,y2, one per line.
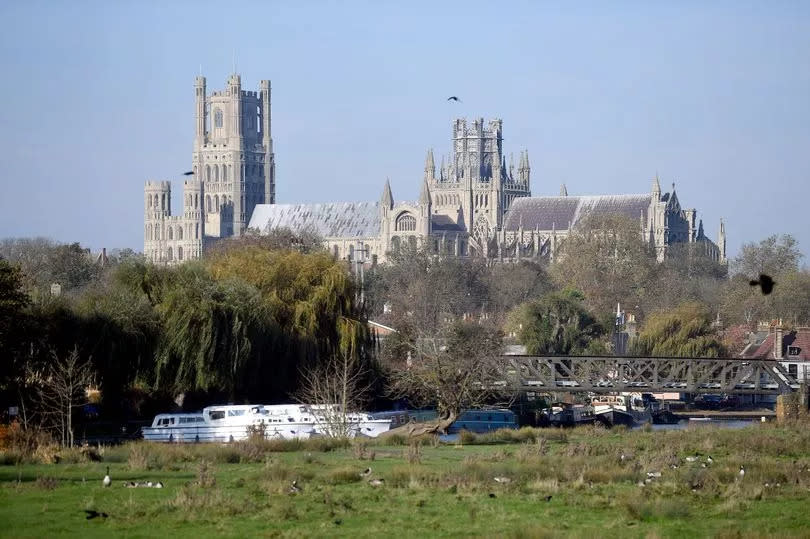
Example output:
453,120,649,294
31,348,93,447
296,353,372,438
385,321,506,435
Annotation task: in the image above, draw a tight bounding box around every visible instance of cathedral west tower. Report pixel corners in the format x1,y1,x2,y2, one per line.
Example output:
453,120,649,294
145,73,274,264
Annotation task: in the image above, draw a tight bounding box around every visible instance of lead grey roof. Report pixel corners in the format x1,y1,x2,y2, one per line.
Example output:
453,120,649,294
248,202,380,238
503,194,652,231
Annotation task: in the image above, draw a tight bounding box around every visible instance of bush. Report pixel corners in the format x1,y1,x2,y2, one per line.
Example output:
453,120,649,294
327,467,363,484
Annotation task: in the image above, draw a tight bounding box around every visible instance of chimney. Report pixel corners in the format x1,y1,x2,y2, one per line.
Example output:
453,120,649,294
774,321,784,360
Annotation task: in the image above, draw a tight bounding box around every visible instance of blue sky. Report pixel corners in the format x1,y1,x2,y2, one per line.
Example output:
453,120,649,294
1,1,808,260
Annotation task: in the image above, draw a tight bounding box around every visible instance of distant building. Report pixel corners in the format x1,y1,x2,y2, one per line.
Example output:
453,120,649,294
144,73,275,265
250,118,726,264
740,321,810,382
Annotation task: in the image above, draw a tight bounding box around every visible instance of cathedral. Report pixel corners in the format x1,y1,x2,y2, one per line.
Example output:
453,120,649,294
248,118,726,265
145,74,726,266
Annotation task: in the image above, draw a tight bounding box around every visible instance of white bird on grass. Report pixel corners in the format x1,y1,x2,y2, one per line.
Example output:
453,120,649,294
493,477,512,484
102,467,111,488
739,466,745,479
368,478,385,487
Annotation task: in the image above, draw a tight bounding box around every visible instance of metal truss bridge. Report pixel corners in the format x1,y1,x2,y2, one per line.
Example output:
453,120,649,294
503,356,801,395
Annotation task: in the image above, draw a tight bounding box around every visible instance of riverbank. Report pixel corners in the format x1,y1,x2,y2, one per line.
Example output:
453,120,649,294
673,409,776,420
2,423,810,537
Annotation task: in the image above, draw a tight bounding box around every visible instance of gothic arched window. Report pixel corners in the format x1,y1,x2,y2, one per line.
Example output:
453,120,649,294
395,213,416,232
168,227,173,240
214,108,223,128
214,194,220,211
167,247,173,261
195,223,199,239
391,236,401,253
206,195,212,212
178,246,184,261
177,226,183,240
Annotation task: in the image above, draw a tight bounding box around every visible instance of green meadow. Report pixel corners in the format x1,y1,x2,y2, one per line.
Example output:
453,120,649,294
2,424,810,538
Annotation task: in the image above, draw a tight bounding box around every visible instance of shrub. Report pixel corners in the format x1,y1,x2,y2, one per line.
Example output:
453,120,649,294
459,430,477,445
35,476,59,490
327,467,363,485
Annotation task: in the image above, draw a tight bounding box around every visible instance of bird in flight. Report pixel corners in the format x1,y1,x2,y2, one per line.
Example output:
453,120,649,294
447,96,461,102
183,171,195,176
750,274,775,295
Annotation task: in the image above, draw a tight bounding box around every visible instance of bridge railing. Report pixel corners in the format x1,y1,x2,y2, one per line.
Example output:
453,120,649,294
503,355,800,394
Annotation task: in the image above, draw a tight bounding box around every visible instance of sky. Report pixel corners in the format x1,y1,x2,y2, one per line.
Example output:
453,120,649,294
0,1,808,260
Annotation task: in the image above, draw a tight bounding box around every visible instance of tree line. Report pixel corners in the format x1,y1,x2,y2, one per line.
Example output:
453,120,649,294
1,220,807,438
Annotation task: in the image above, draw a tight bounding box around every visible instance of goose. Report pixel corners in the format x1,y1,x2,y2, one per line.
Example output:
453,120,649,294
739,465,745,479
288,480,301,494
646,471,662,479
359,467,372,478
543,495,552,502
493,476,511,484
368,478,385,487
146,481,153,488
102,467,111,488
685,455,699,463
701,463,707,468
670,464,680,470
706,456,714,464
84,509,108,520
154,481,164,488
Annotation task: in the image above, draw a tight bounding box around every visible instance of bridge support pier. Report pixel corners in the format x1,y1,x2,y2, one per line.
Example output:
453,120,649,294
776,384,809,423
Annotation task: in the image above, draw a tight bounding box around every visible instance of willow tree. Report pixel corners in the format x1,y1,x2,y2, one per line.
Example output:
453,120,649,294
154,264,276,400
630,302,726,357
207,246,369,359
509,290,606,355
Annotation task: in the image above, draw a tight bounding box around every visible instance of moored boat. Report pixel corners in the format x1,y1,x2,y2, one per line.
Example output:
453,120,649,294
142,404,391,442
591,394,651,427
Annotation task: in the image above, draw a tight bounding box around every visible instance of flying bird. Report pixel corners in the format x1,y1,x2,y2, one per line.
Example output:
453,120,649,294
447,96,461,102
750,274,775,295
183,171,195,176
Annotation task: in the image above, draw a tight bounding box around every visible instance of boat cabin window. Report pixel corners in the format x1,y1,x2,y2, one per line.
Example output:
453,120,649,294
228,409,246,417
208,410,226,421
179,417,204,424
158,417,175,426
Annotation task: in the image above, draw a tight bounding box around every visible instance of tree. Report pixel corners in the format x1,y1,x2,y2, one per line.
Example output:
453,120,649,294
0,258,33,414
484,260,553,318
509,290,606,355
0,238,101,295
386,321,505,433
630,302,726,357
732,234,802,279
296,352,373,438
32,348,93,447
551,214,657,318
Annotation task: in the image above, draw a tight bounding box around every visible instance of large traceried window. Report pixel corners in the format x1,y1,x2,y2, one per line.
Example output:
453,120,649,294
395,213,416,232
214,108,223,128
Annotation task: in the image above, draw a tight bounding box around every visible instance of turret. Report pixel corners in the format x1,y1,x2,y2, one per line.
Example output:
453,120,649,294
651,173,662,200
194,76,206,145
518,150,530,185
718,218,727,263
380,178,393,215
228,74,242,140
424,149,435,182
418,179,431,237
260,79,275,204
144,180,171,264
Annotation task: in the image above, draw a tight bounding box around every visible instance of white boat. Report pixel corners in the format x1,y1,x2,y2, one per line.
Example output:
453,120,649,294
142,404,390,443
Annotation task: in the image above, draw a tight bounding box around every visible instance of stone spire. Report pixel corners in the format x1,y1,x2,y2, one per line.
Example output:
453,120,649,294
419,178,431,206
718,218,727,263
559,183,568,196
381,178,393,210
651,173,662,199
424,148,435,181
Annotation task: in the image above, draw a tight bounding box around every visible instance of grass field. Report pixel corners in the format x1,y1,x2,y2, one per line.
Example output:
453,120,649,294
2,424,810,538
